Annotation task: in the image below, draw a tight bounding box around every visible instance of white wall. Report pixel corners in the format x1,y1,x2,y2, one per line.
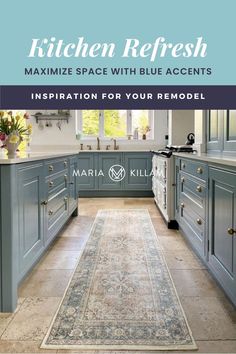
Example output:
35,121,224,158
28,110,168,151
168,110,195,146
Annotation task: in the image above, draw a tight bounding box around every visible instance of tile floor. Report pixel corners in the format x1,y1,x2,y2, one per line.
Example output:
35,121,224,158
0,198,235,354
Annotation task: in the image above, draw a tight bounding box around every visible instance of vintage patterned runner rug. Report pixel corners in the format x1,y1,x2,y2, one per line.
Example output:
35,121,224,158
41,209,196,351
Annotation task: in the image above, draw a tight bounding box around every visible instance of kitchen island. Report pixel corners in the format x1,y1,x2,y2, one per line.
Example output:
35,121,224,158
0,152,79,312
174,152,236,306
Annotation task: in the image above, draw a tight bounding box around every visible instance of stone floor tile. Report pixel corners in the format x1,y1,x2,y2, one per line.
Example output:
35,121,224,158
19,269,73,297
180,296,236,340
171,269,225,297
163,250,206,270
1,297,60,341
36,250,80,270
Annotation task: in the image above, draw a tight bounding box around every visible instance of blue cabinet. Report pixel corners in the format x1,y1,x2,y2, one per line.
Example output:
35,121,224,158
175,156,236,306
68,156,78,214
78,152,153,196
209,167,236,305
77,153,96,191
0,154,79,312
18,163,44,281
124,152,152,190
98,153,122,190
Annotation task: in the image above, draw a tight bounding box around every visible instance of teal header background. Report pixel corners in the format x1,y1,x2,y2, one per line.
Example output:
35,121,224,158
0,0,235,85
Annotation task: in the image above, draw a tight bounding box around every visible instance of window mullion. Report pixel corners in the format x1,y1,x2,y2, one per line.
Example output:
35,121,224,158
99,110,105,138
127,110,132,135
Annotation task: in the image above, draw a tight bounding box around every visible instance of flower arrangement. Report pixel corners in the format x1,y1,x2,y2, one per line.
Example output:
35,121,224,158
139,125,151,135
0,111,32,156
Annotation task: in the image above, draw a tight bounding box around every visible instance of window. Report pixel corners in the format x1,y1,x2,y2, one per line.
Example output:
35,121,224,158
77,110,154,140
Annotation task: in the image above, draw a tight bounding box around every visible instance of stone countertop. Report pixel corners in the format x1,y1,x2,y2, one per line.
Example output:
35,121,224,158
173,152,236,168
78,149,153,153
0,151,78,165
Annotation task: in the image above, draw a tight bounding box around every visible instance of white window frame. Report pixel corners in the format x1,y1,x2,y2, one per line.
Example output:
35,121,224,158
76,110,154,141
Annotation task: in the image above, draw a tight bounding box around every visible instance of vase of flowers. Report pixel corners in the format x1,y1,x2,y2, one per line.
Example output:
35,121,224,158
0,111,32,157
140,125,151,140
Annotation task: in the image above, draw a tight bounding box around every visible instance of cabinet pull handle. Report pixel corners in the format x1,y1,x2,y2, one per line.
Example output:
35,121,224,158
41,200,48,205
197,167,203,174
64,161,68,167
64,174,68,181
180,202,185,208
49,165,54,172
227,228,236,235
48,210,53,215
181,177,185,183
196,185,202,192
49,181,54,187
197,218,202,225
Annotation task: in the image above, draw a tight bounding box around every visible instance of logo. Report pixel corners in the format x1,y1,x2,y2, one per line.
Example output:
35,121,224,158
108,164,126,182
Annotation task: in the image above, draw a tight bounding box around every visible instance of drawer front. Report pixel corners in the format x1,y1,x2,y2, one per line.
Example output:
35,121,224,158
180,200,205,240
46,171,68,197
180,158,207,181
180,192,205,219
180,172,206,208
45,158,69,176
179,204,205,258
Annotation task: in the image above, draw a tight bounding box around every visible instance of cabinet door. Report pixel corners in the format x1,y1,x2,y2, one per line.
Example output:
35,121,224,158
209,167,236,304
18,163,44,280
223,110,236,151
69,156,78,213
77,153,96,190
98,153,123,190
207,110,223,151
124,152,152,190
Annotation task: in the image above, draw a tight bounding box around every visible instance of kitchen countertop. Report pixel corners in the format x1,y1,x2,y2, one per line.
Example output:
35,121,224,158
174,152,236,168
0,151,79,165
0,149,154,164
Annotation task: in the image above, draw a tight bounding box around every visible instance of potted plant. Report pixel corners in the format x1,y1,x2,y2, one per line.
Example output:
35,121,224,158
140,125,151,140
0,111,32,157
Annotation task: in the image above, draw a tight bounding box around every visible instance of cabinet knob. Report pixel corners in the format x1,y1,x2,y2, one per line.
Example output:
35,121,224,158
41,200,48,205
64,174,68,181
197,218,202,225
48,210,53,215
227,228,236,236
196,185,202,193
64,161,68,167
182,163,186,168
180,202,185,208
181,177,185,183
49,165,54,172
197,167,203,174
69,182,74,185
64,197,68,202
49,181,54,187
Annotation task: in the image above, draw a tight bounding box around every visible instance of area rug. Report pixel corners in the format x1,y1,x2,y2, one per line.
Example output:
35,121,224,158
41,209,197,351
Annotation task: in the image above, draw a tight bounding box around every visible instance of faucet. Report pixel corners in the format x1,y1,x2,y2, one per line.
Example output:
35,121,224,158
111,138,119,150
97,137,101,150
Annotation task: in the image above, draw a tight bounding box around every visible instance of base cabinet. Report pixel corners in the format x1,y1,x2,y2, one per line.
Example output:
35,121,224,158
0,154,78,312
77,152,152,196
175,156,236,306
209,167,236,305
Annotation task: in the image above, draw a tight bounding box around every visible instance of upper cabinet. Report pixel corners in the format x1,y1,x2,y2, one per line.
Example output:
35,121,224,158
207,110,236,152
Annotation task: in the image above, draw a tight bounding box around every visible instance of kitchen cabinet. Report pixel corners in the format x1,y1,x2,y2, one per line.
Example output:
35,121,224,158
124,153,152,190
68,156,78,214
209,167,236,305
176,157,207,258
18,163,44,280
0,154,78,312
207,110,236,152
77,152,153,196
175,155,236,306
98,153,123,190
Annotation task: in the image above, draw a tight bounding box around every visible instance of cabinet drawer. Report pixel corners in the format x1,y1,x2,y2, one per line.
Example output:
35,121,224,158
180,192,205,219
179,204,205,258
180,159,207,181
46,171,68,197
180,200,205,239
45,158,69,176
180,172,206,207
